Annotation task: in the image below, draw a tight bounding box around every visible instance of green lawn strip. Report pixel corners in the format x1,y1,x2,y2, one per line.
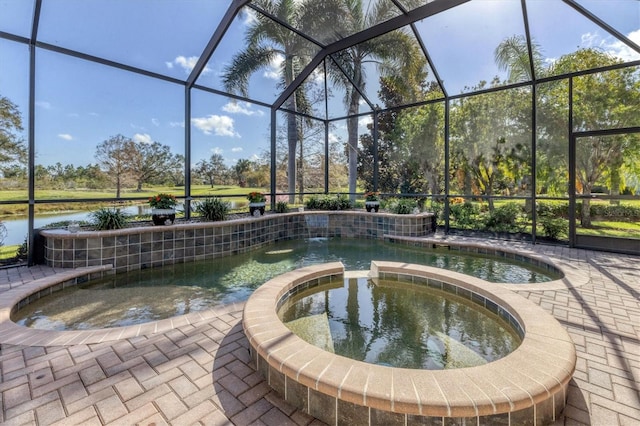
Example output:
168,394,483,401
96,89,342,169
0,245,19,261
577,220,640,238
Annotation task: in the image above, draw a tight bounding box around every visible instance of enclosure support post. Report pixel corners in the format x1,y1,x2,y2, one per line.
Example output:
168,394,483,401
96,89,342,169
444,99,451,233
568,78,576,247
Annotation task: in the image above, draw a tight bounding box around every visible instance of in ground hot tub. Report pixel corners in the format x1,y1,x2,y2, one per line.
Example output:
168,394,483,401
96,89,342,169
243,261,576,425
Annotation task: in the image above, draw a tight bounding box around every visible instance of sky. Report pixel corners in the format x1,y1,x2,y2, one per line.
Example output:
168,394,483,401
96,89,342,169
0,0,639,169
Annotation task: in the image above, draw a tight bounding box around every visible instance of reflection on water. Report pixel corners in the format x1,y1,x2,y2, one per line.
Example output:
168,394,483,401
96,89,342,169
13,239,557,330
279,277,521,369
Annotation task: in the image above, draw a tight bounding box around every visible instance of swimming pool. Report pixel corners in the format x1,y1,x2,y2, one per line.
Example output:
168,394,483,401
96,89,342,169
13,238,560,330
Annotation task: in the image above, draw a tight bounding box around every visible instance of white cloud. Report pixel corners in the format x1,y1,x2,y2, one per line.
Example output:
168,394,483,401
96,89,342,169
582,29,640,62
58,133,73,141
231,147,243,152
358,116,373,128
222,101,265,116
328,132,341,144
151,118,160,127
309,68,325,85
264,54,284,80
89,112,100,117
36,101,51,109
67,113,79,118
169,121,185,128
167,56,212,75
211,147,224,154
191,115,239,137
581,31,601,48
607,29,640,62
133,133,153,144
240,7,258,26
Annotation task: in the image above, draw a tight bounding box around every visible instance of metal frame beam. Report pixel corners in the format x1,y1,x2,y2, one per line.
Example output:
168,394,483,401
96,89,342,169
186,0,250,88
273,0,470,110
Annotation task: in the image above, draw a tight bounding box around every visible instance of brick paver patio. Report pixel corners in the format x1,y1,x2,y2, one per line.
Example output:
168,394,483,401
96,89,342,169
0,238,638,425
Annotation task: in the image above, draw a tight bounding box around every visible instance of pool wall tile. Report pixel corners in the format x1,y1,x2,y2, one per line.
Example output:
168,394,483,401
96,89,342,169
41,212,436,271
308,388,337,426
407,414,444,425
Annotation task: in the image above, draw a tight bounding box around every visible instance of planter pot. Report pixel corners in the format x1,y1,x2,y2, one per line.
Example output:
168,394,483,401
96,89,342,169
249,202,266,216
365,201,380,213
151,208,176,225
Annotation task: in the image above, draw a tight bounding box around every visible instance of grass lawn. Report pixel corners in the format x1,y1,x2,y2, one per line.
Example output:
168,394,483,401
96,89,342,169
577,220,640,239
0,185,271,216
0,244,19,261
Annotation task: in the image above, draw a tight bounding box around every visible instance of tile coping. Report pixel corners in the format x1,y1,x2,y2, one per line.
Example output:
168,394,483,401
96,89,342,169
242,261,577,420
389,235,590,292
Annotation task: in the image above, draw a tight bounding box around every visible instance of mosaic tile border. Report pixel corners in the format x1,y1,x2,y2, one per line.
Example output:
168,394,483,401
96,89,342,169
39,211,436,272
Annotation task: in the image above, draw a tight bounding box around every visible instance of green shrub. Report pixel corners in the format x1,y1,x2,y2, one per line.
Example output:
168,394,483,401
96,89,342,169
388,198,416,214
90,208,129,230
305,196,321,210
537,202,640,219
15,238,28,261
335,193,352,210
449,202,479,228
538,216,567,240
321,195,339,210
195,197,230,221
305,194,352,210
590,203,640,218
483,202,524,233
275,201,288,213
42,220,92,229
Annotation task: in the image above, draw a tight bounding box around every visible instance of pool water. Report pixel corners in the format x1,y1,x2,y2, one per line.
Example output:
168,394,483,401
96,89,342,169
14,238,557,330
278,277,521,369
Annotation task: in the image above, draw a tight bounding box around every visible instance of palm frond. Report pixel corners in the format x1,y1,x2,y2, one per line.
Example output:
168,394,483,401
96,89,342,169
222,45,279,96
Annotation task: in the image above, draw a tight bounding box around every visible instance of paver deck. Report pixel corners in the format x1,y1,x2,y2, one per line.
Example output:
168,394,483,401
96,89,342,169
0,237,638,425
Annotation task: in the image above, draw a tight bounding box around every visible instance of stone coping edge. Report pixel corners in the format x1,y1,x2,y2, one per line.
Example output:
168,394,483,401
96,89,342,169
387,235,590,291
242,261,576,418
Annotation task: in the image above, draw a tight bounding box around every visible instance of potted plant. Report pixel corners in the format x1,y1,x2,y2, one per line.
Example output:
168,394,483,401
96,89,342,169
149,193,178,225
364,191,380,212
247,192,267,216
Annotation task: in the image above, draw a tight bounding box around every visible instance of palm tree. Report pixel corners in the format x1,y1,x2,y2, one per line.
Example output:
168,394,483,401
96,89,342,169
222,0,336,203
494,34,544,82
328,0,425,201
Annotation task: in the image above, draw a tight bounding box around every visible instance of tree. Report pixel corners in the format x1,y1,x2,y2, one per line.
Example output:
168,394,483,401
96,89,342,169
358,77,410,194
545,48,640,226
397,99,445,196
127,141,175,191
196,154,226,187
95,134,136,197
233,158,253,187
494,34,544,83
165,154,185,186
329,0,425,201
222,0,341,202
450,79,531,210
0,95,27,168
